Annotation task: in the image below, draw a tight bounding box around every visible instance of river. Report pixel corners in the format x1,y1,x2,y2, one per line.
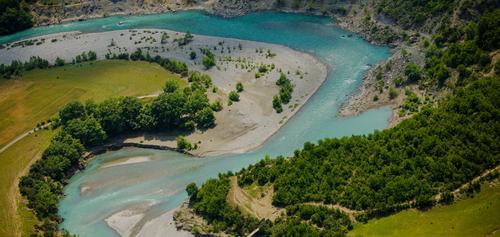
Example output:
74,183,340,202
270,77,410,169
0,10,391,236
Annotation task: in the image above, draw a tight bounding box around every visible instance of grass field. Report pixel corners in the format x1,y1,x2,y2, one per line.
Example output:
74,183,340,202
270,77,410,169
0,60,184,237
0,60,185,149
0,129,53,237
349,181,500,237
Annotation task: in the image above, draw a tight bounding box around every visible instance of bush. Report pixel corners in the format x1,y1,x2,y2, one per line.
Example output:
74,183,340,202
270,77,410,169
203,55,216,69
55,57,65,67
404,63,423,82
389,87,398,100
195,107,215,128
190,51,197,60
176,135,192,151
273,95,283,113
236,82,244,92
229,91,240,102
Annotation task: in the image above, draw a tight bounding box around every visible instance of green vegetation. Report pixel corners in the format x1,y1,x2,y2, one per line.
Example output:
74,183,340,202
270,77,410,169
272,95,283,113
0,60,181,149
350,180,500,237
228,91,240,102
106,48,188,75
175,31,194,46
0,130,53,237
236,82,244,92
201,48,216,69
0,0,32,35
18,62,219,235
176,135,192,151
190,51,197,60
378,0,457,28
272,73,293,113
190,74,500,236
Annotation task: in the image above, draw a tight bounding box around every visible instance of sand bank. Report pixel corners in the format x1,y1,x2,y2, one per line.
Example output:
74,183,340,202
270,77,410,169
1,29,327,157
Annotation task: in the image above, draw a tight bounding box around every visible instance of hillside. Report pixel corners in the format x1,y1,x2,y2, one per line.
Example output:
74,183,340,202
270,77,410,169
177,4,500,237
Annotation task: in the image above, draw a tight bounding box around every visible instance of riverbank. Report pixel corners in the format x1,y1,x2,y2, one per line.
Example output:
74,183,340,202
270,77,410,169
0,28,326,157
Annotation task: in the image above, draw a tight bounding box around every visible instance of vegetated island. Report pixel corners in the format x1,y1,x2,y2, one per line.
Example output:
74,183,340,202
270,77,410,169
0,29,327,157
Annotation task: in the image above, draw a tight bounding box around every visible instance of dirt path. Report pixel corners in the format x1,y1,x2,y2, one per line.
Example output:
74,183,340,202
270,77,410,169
227,176,283,221
0,123,51,154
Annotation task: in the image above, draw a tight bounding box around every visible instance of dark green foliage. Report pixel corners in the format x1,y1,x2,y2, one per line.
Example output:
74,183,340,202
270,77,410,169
151,91,188,129
55,57,65,67
240,77,500,212
273,95,283,113
193,76,500,235
176,135,192,151
476,9,500,51
228,91,240,102
19,132,85,230
188,71,212,89
191,176,260,235
190,51,197,60
0,0,33,35
59,101,86,125
164,80,180,93
378,0,457,28
210,99,223,112
272,73,293,112
236,82,244,92
195,107,216,128
63,117,107,147
404,63,422,82
186,182,198,199
201,48,216,69
176,31,194,46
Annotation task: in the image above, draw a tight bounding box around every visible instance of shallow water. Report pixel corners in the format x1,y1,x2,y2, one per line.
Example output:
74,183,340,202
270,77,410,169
0,11,391,236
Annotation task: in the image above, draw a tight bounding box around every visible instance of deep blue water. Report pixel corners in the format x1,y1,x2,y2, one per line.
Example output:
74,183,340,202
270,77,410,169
0,11,391,236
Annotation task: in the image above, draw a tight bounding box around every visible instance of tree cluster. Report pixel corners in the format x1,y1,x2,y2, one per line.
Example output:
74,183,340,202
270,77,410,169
0,0,32,35
0,51,97,79
105,48,188,75
273,73,293,113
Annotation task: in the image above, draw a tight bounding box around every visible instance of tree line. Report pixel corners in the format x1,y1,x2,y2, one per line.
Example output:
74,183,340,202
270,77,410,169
0,51,97,79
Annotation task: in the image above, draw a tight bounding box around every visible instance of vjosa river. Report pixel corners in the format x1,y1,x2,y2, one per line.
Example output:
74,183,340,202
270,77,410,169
0,11,391,236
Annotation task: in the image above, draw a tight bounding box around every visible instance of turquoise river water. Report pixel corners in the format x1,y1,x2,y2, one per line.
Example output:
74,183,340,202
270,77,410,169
0,11,391,236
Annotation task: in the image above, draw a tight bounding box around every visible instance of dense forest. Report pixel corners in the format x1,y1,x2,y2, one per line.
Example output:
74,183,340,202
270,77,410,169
0,0,32,35
17,52,219,236
185,7,500,237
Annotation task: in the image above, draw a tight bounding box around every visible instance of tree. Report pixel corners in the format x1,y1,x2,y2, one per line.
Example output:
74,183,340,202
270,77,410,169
195,107,215,128
63,117,107,147
95,98,124,135
190,51,197,60
59,101,86,125
0,0,33,35
228,91,240,102
477,9,500,51
120,97,143,131
186,182,199,199
236,82,244,92
273,95,283,113
164,80,180,93
185,89,210,116
203,55,216,69
176,135,192,151
55,57,65,67
404,63,422,82
151,91,187,129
